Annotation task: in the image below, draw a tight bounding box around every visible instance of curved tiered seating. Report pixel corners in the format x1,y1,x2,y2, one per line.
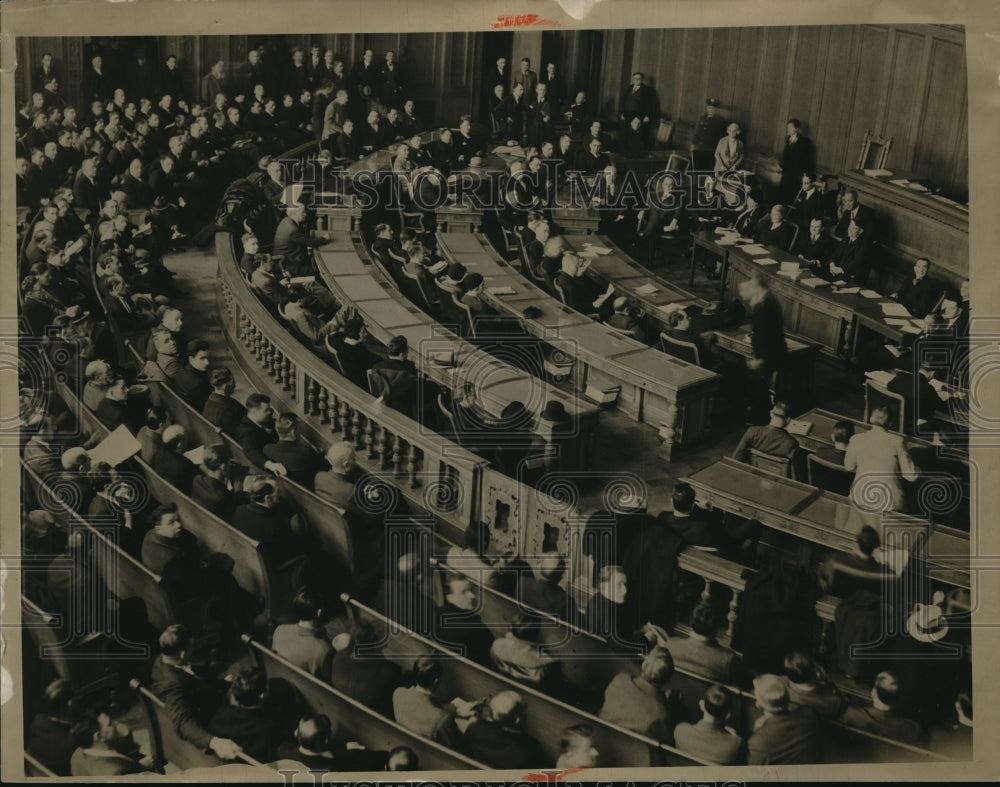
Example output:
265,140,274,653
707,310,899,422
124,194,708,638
343,595,710,767
242,635,490,771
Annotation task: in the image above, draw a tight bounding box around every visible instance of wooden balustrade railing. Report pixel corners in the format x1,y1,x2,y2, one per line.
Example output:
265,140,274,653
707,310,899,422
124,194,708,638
216,231,488,536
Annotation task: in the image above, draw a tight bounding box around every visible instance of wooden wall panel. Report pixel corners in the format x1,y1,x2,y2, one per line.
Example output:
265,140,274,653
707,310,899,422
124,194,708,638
706,28,738,114
786,26,823,135
844,25,889,174
814,26,858,173
749,27,792,153
883,30,925,170
912,38,967,193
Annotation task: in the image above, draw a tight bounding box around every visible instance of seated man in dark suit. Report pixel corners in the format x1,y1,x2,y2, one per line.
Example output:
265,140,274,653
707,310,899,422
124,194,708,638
658,482,719,551
232,476,300,568
891,257,941,319
794,217,836,268
605,297,646,343
462,691,547,770
790,172,827,233
151,424,198,494
814,420,854,465
554,252,615,320
833,188,876,240
370,335,420,414
843,671,925,746
753,204,796,250
747,674,822,764
661,308,717,369
667,602,740,684
202,367,247,437
427,128,459,175
172,339,212,412
573,137,610,175
732,400,803,478
95,376,145,434
827,220,871,285
329,624,402,717
887,361,942,435
151,624,242,760
209,666,282,763
272,202,332,278
326,317,381,390
262,411,326,488
235,392,286,475
519,554,578,623
434,573,495,666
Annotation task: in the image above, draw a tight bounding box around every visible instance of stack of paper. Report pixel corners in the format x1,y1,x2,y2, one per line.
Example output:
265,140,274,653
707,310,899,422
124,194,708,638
786,419,813,436
836,286,861,295
900,322,923,334
779,261,800,273
889,178,911,187
582,244,612,255
881,301,912,317
886,345,904,358
908,182,929,192
635,283,659,295
800,277,830,288
754,257,779,265
488,285,516,296
863,168,893,177
741,245,769,255
866,370,896,386
885,317,911,326
717,238,737,246
859,289,882,299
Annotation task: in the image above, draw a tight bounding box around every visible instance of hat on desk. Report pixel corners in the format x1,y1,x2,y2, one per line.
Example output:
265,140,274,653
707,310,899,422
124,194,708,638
541,400,570,423
706,97,721,107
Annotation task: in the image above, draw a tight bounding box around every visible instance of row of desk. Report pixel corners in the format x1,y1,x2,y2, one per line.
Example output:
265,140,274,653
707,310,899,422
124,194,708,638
313,234,598,470
693,228,927,359
435,232,720,459
681,457,969,590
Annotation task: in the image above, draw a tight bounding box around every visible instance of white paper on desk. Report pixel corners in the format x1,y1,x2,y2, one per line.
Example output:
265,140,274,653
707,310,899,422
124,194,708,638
800,277,830,288
184,445,205,466
908,183,929,192
779,261,800,273
859,289,882,299
740,245,769,255
289,276,315,285
755,257,780,265
889,179,910,187
487,285,516,296
582,244,612,255
863,168,893,177
881,302,912,317
635,283,659,295
866,370,896,386
89,425,142,468
836,287,861,295
900,323,923,334
885,317,910,326
577,248,599,258
929,378,947,392
886,345,904,357
716,239,737,246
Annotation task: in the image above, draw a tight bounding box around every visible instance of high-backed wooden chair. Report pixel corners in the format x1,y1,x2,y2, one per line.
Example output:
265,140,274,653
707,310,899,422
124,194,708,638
864,380,906,434
807,453,855,496
857,130,893,171
659,331,701,366
749,448,793,478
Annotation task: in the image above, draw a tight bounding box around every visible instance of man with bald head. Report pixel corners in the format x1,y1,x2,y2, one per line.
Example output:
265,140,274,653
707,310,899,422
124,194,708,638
462,690,546,769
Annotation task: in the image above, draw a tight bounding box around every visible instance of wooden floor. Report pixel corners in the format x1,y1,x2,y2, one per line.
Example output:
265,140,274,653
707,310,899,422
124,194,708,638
168,238,868,515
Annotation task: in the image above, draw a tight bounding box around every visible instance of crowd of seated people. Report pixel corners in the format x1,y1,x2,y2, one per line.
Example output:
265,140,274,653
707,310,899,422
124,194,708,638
16,39,975,777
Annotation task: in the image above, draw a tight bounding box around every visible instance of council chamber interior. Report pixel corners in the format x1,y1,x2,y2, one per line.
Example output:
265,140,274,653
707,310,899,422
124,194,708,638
13,24,974,777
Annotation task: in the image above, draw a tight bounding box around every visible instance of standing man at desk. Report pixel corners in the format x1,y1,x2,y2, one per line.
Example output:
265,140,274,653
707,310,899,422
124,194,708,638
690,98,728,173
738,273,788,421
833,188,876,240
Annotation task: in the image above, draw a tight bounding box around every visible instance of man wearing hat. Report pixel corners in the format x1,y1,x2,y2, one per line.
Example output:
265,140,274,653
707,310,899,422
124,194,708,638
690,98,728,172
747,674,822,764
